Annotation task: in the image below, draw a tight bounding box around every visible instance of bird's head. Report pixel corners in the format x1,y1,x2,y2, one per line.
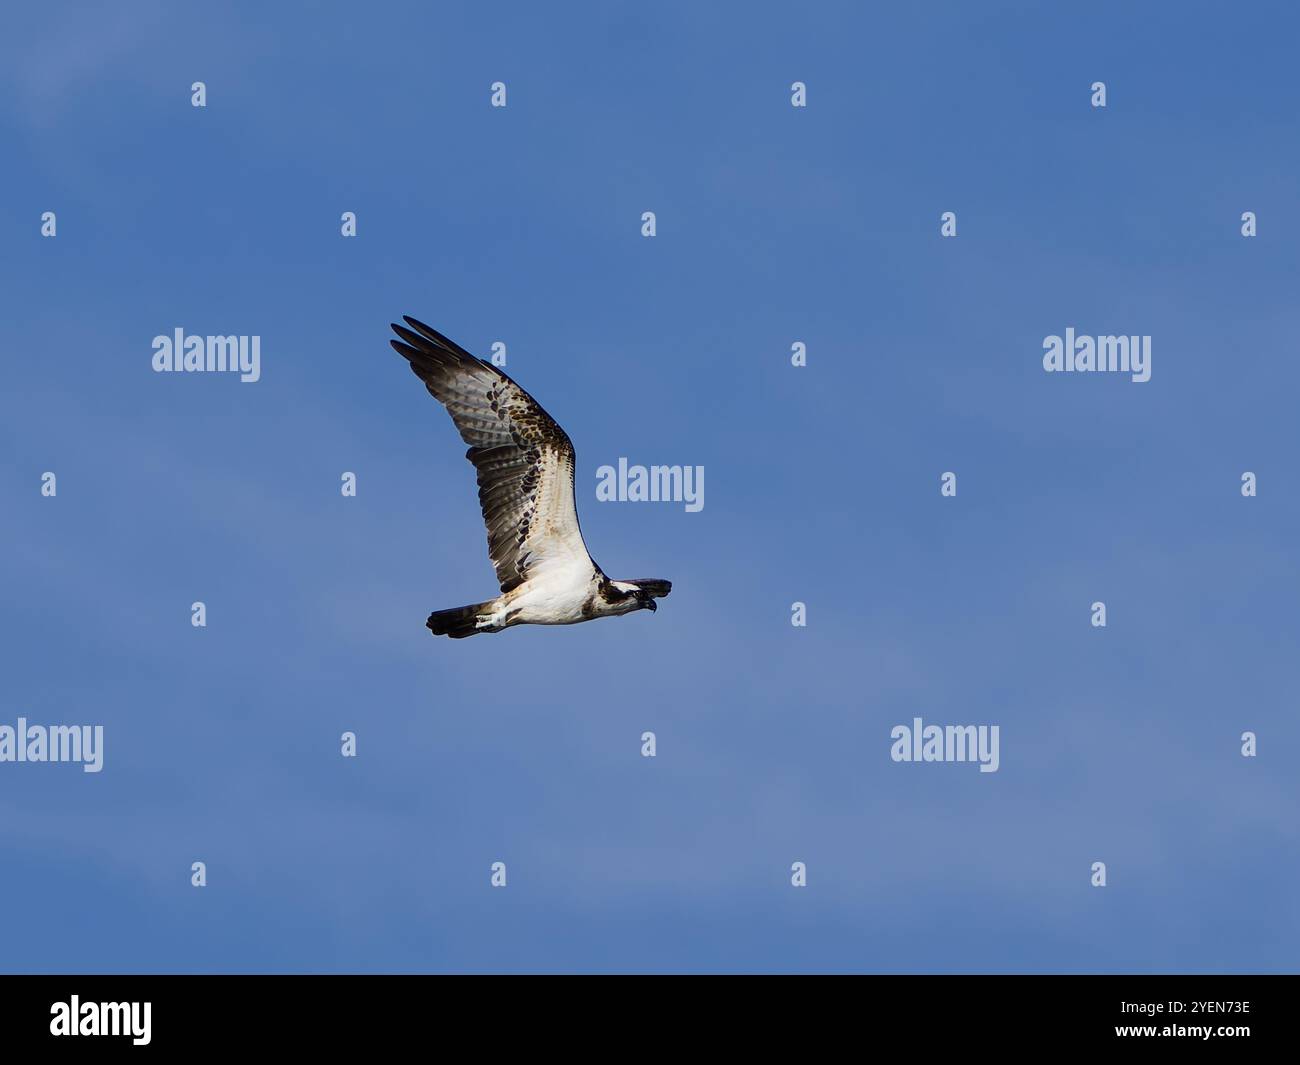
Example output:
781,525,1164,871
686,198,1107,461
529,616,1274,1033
606,580,658,614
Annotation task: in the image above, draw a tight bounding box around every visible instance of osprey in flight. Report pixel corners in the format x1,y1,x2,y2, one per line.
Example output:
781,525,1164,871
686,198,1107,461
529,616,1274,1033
389,316,671,638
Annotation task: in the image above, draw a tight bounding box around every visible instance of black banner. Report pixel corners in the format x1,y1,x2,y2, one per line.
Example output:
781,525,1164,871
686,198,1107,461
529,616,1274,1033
0,975,1287,1052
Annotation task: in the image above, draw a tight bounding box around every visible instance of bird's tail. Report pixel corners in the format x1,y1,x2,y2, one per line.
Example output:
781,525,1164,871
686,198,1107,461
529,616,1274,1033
426,601,498,639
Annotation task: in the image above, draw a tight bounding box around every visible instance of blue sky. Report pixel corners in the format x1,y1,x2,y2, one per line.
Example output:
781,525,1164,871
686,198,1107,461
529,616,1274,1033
2,0,1298,973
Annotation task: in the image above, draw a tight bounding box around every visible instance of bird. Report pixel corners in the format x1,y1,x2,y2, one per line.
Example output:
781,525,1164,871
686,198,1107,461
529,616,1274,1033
388,316,671,639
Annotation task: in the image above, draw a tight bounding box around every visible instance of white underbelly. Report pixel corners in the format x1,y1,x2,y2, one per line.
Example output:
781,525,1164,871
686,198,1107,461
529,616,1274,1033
506,564,593,625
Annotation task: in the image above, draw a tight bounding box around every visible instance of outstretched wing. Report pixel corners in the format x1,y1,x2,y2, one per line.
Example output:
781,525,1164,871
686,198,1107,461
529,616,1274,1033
389,316,596,594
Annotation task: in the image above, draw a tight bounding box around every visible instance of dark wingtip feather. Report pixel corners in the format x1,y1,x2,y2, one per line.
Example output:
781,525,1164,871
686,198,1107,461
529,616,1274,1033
403,315,459,352
389,337,428,365
391,322,433,350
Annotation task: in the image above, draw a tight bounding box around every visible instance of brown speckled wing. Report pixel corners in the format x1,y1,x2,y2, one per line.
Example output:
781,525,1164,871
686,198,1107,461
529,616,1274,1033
389,316,594,594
